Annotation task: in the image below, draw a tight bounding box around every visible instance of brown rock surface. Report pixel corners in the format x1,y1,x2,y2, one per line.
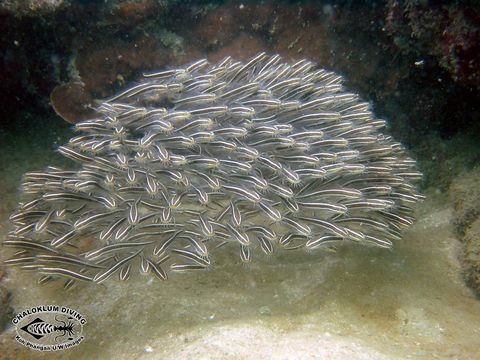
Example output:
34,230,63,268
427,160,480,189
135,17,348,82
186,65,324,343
194,5,239,49
77,36,167,97
50,81,95,124
207,33,267,63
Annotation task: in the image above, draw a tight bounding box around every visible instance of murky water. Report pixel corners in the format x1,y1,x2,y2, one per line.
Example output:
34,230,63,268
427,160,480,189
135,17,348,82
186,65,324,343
1,2,479,359
1,129,479,359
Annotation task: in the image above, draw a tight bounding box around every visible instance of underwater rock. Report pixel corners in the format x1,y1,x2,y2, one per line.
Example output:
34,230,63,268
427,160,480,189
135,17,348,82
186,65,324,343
236,2,276,35
0,269,13,332
386,1,480,89
50,81,96,124
449,167,480,296
463,218,480,297
4,53,423,288
194,4,239,49
111,0,164,25
207,33,267,63
0,0,68,17
449,167,480,235
77,37,167,97
274,23,330,65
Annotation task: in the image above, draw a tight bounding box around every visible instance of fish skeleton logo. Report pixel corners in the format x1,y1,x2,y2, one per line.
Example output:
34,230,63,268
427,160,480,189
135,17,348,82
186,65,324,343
12,305,86,351
20,316,76,340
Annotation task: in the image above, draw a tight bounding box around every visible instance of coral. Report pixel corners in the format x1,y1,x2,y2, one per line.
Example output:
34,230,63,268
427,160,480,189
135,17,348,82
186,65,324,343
4,54,423,288
158,29,184,56
167,44,202,67
386,1,480,89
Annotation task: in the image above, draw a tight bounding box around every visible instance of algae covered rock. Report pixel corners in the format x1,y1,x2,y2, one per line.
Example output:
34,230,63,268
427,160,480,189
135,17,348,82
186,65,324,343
449,167,480,296
463,217,480,295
